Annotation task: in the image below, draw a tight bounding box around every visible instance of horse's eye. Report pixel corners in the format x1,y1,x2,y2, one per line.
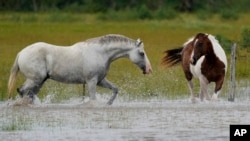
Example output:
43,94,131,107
139,52,145,57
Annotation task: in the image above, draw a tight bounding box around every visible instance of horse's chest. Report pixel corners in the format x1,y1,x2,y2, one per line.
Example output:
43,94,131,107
190,56,224,82
190,56,205,78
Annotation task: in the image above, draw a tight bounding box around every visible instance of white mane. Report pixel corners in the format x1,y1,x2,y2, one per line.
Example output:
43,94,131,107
183,37,194,47
208,34,228,71
85,34,137,46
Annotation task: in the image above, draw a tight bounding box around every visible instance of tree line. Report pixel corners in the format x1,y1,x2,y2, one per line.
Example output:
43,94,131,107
1,0,249,14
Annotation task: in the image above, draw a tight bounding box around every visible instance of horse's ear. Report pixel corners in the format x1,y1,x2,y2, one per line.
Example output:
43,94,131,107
136,38,143,47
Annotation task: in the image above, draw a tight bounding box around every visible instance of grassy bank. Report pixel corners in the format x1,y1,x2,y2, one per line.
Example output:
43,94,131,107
0,13,249,101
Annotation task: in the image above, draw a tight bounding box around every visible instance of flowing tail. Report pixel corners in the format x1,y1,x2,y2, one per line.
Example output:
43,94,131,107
8,54,20,99
161,47,183,68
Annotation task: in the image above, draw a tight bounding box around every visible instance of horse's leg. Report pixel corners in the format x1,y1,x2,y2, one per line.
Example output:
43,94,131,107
17,79,36,99
199,80,209,101
86,78,98,100
97,78,118,105
17,80,43,102
17,76,48,100
212,77,224,101
82,84,86,99
204,84,210,101
199,76,209,101
185,70,195,103
187,80,196,103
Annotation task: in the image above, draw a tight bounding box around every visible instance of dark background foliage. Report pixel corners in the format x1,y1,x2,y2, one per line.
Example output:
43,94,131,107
1,0,250,14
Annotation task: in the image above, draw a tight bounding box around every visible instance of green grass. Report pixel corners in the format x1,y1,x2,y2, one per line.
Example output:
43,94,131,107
0,12,250,101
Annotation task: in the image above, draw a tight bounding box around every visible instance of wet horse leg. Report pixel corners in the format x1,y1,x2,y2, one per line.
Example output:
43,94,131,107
199,81,209,101
199,76,210,101
184,70,196,103
212,77,224,101
17,79,36,99
187,80,196,103
82,84,86,100
97,78,118,105
17,79,45,101
86,78,98,100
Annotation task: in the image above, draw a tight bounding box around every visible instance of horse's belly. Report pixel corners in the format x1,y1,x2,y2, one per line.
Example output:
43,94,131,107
49,67,86,84
50,73,85,84
190,56,205,78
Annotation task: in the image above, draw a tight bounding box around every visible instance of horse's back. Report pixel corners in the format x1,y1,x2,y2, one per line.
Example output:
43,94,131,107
19,42,77,61
19,42,54,56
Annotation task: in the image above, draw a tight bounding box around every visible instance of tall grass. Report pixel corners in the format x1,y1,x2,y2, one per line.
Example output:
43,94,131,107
0,13,249,101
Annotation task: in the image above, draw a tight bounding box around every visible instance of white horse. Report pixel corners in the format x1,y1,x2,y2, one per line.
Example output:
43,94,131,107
8,34,152,105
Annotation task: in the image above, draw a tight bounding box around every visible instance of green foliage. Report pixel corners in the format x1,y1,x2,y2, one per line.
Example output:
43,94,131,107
96,10,138,21
240,28,250,49
196,10,213,20
96,6,179,21
46,12,78,22
1,0,250,17
219,10,239,20
215,34,233,54
155,8,178,20
137,4,152,20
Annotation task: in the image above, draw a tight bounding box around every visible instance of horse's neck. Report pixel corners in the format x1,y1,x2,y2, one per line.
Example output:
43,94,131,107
205,49,217,64
103,44,132,61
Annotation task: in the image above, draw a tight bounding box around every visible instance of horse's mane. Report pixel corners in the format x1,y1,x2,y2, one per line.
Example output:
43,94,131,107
183,33,220,47
85,34,136,45
208,34,228,70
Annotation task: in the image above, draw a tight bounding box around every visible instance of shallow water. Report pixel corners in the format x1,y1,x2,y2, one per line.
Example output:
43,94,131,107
0,96,249,141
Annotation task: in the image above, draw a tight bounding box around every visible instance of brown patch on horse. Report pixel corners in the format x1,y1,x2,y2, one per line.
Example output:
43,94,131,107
201,54,226,92
196,34,226,82
181,41,195,81
194,33,226,93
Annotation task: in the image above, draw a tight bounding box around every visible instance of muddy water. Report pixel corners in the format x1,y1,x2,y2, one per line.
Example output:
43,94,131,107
0,97,249,141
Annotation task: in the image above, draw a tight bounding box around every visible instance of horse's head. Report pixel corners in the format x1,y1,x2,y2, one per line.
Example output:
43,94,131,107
128,39,152,74
191,33,212,65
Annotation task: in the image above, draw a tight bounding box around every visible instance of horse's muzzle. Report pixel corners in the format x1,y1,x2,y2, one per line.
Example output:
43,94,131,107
142,65,152,74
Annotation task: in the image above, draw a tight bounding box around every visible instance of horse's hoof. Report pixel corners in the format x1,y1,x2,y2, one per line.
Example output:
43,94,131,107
84,99,104,107
107,101,113,105
191,98,196,104
10,96,33,106
200,97,204,102
205,96,211,101
211,94,218,101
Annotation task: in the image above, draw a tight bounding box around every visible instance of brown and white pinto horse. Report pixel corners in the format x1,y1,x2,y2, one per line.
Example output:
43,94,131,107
161,33,227,103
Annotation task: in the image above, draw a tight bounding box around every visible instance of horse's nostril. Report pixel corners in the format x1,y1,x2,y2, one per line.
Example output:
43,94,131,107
140,65,146,74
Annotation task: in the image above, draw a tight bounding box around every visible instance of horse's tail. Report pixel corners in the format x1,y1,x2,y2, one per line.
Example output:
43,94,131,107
8,54,20,99
161,47,183,68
